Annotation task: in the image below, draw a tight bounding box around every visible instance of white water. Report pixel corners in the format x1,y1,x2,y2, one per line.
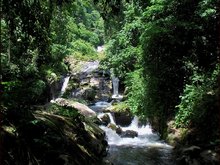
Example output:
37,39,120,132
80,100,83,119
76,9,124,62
90,101,176,165
112,77,119,96
101,115,172,148
102,115,175,164
112,77,123,99
60,76,70,96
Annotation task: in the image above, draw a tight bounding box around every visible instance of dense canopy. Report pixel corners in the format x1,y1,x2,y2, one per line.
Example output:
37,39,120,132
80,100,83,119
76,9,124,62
0,0,219,164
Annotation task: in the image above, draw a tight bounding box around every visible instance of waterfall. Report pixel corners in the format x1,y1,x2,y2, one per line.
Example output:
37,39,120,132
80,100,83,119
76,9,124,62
107,112,116,125
112,77,123,99
60,76,70,96
112,77,119,96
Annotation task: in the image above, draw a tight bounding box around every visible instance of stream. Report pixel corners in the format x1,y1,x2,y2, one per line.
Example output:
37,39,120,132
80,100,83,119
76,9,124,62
90,102,177,165
60,62,177,164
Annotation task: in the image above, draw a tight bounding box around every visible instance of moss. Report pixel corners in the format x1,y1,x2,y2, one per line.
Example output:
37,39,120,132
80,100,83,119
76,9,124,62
110,102,130,113
46,103,79,118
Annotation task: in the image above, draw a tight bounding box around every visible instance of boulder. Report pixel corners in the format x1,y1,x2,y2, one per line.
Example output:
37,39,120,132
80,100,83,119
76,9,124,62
71,102,96,117
99,114,110,126
55,98,96,117
54,98,69,106
82,87,96,101
114,112,133,127
90,116,103,125
2,110,108,165
177,146,201,165
116,127,123,135
120,130,138,138
66,59,112,101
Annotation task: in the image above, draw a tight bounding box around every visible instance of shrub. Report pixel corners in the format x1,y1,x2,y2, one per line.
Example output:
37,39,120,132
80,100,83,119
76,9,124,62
175,64,219,128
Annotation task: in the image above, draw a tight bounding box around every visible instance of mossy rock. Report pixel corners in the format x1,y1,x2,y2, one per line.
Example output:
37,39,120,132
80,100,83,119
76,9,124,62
2,109,108,165
106,102,133,127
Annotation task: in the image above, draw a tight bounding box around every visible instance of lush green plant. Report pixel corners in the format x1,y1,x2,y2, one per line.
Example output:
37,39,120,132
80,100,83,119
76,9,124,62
47,104,79,118
126,69,145,115
175,64,219,128
95,0,219,139
111,102,130,113
1,0,104,107
70,39,97,57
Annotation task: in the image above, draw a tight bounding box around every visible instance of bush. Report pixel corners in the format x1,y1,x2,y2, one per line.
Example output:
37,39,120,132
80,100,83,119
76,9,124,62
70,39,97,57
126,69,145,116
175,64,219,128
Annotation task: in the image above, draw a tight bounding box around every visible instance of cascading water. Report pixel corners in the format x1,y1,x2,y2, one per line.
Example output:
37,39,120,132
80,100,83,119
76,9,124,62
90,102,176,165
50,75,70,102
112,77,123,100
101,115,176,165
112,77,119,96
60,76,70,96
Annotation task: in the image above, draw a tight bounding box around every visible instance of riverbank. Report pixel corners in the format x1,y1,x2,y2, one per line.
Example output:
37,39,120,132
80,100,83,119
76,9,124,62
1,102,108,165
166,120,220,165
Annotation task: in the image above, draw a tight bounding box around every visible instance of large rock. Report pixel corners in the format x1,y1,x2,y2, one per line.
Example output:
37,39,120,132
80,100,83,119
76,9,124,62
82,87,97,101
182,146,201,155
105,104,133,127
120,130,138,138
114,111,133,127
99,114,110,126
65,58,112,102
1,110,108,165
55,98,96,117
71,101,96,117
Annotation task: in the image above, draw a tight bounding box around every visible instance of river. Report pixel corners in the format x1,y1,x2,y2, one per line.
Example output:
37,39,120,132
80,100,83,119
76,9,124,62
90,102,177,165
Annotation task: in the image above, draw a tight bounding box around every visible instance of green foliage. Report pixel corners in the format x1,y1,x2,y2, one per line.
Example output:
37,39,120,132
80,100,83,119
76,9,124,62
47,103,79,118
96,0,219,139
111,102,130,113
1,0,104,107
126,69,145,115
70,39,96,57
100,2,143,78
175,64,219,128
44,69,59,85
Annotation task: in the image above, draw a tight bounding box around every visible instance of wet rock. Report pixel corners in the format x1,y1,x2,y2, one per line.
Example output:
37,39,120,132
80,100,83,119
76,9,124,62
82,87,97,101
66,59,112,102
116,127,123,135
114,111,133,127
54,98,96,117
80,78,90,86
120,130,138,138
100,114,110,126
